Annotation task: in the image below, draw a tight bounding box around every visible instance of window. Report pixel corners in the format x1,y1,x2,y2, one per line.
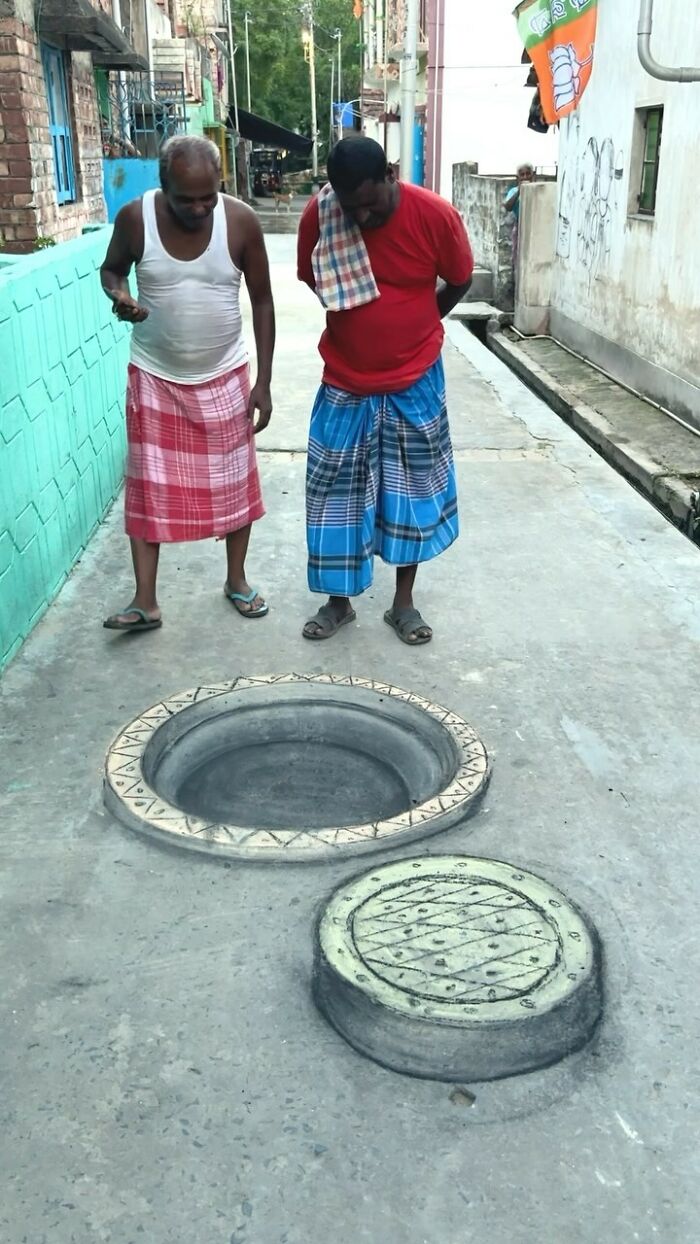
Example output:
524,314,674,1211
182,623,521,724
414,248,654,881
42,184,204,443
41,44,76,205
637,105,663,216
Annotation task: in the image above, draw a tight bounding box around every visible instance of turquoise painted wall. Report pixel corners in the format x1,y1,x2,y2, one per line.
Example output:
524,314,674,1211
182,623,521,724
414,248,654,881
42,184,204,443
0,228,129,669
186,103,206,137
201,81,216,129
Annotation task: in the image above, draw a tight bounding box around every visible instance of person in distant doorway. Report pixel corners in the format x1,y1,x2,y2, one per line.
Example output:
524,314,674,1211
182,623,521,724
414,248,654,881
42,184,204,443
297,137,474,646
504,162,535,279
100,135,275,633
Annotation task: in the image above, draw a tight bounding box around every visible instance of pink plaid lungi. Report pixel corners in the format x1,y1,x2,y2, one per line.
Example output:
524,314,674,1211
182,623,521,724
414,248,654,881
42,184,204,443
125,363,265,543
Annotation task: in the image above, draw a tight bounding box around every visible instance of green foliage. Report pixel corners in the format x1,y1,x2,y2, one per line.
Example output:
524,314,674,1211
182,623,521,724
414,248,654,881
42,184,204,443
0,235,57,253
230,0,362,156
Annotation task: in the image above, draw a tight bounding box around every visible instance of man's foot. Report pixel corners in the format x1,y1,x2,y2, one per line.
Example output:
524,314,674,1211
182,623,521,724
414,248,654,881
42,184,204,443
384,604,432,646
224,581,269,618
303,600,356,640
103,604,162,632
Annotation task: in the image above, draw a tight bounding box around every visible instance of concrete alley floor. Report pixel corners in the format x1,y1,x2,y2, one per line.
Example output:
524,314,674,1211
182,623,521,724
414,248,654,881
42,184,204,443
2,235,700,1243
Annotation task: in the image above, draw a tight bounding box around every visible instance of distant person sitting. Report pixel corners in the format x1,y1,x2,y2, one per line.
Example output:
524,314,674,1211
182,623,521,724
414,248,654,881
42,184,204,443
504,162,535,280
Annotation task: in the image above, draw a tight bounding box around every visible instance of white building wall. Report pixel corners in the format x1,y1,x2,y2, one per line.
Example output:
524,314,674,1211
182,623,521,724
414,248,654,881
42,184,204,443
148,0,172,41
438,0,558,198
551,0,700,422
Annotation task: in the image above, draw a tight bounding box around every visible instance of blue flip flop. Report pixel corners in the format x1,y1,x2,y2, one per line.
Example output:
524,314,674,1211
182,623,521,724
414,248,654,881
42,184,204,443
224,585,269,619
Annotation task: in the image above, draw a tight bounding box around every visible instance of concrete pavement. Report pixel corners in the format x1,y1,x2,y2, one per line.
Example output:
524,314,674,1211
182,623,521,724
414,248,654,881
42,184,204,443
1,234,700,1243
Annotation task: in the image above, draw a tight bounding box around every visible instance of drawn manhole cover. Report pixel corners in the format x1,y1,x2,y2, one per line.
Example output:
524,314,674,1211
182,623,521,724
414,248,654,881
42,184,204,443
104,676,490,861
314,856,602,1080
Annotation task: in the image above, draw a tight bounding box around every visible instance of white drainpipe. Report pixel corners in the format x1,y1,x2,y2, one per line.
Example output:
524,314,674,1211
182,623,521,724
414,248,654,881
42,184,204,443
637,0,700,82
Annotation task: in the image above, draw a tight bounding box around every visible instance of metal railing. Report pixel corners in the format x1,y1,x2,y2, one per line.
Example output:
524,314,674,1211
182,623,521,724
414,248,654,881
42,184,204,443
101,72,188,159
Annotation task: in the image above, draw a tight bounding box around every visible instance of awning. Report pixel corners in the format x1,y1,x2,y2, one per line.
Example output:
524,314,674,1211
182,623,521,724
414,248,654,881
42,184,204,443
93,47,149,72
226,106,313,155
37,0,148,71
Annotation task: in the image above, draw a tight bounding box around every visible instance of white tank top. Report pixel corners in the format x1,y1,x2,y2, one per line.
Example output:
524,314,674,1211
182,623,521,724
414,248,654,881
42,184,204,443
130,190,247,384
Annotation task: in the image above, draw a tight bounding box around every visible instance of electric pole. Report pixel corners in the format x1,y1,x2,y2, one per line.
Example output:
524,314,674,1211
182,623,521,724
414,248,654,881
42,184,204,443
399,0,419,182
302,5,319,178
337,27,342,135
330,53,335,149
244,10,252,112
226,0,239,134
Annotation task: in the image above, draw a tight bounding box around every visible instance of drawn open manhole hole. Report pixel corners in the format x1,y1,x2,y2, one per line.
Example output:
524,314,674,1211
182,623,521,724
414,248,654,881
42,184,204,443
314,856,602,1080
104,675,490,861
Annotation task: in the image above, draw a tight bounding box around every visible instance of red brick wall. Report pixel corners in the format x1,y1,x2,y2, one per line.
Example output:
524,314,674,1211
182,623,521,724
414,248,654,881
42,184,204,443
0,16,105,252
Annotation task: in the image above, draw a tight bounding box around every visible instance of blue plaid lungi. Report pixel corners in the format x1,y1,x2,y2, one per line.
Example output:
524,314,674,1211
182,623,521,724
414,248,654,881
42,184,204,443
306,357,458,597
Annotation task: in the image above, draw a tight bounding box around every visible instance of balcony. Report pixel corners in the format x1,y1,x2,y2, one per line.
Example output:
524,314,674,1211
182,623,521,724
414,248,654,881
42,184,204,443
386,0,429,56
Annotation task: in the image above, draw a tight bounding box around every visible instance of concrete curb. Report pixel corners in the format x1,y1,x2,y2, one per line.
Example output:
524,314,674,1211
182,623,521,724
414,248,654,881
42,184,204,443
487,325,700,545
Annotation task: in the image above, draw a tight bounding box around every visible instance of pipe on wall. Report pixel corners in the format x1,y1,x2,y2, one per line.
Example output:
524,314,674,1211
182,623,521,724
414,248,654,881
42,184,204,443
637,0,700,82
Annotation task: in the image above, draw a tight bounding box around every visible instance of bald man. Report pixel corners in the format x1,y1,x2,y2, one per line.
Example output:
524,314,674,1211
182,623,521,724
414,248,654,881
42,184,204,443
100,135,275,633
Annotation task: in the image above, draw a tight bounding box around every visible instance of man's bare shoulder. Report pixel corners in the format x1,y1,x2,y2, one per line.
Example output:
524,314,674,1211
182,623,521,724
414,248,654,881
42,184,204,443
114,197,144,227
105,197,144,264
112,197,146,247
221,194,260,232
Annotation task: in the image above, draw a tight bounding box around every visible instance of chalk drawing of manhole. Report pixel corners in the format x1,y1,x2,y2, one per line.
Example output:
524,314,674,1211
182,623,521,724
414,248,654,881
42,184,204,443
314,856,602,1080
104,676,490,861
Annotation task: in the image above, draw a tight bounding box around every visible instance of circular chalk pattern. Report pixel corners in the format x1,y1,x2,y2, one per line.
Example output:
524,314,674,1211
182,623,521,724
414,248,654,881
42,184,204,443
314,855,602,1081
104,675,490,861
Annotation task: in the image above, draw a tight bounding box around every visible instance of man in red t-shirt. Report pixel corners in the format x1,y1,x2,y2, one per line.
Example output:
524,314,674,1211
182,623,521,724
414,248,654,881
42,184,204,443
298,137,473,645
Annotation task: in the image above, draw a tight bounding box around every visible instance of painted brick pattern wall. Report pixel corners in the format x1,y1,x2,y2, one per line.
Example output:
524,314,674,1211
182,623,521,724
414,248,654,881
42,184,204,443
0,13,105,252
0,228,128,668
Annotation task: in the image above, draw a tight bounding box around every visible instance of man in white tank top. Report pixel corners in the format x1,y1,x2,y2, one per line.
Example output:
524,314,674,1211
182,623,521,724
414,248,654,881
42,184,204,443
100,135,275,632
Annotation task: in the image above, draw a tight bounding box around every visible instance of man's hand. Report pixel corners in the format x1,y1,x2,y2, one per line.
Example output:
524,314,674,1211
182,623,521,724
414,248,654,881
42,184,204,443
110,289,149,323
248,381,272,434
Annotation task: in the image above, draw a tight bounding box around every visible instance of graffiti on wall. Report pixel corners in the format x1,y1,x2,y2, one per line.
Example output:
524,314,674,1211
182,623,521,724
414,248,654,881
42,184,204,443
577,136,624,280
556,111,580,260
557,116,624,285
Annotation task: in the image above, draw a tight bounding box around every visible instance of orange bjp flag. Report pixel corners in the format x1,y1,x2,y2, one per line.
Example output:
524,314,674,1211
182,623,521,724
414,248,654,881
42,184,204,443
514,0,598,124
353,0,363,17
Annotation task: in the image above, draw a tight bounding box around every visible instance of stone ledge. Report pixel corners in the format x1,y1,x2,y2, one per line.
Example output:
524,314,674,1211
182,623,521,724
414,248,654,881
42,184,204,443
487,325,700,546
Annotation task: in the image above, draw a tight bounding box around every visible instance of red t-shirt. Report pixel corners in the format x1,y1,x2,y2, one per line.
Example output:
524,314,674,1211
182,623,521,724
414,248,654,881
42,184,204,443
297,183,474,395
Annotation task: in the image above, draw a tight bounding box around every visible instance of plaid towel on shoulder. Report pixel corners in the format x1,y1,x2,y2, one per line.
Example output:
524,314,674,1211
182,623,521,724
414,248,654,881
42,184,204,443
311,184,380,313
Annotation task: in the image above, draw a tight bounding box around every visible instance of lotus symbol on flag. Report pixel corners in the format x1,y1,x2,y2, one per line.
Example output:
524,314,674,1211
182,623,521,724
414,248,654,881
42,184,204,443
549,42,594,113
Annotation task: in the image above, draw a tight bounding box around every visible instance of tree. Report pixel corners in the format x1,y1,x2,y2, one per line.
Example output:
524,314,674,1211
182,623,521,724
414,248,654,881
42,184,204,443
230,0,362,156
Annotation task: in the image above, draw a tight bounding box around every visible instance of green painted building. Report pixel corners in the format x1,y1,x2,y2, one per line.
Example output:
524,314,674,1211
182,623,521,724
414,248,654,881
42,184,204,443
0,228,129,669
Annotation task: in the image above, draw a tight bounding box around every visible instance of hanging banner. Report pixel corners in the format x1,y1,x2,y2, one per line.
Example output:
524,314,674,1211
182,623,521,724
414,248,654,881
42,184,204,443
514,0,598,124
353,0,363,18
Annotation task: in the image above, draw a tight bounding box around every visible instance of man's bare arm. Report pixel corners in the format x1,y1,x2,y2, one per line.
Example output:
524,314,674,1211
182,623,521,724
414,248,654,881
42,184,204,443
437,279,472,319
241,212,275,434
100,202,149,323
